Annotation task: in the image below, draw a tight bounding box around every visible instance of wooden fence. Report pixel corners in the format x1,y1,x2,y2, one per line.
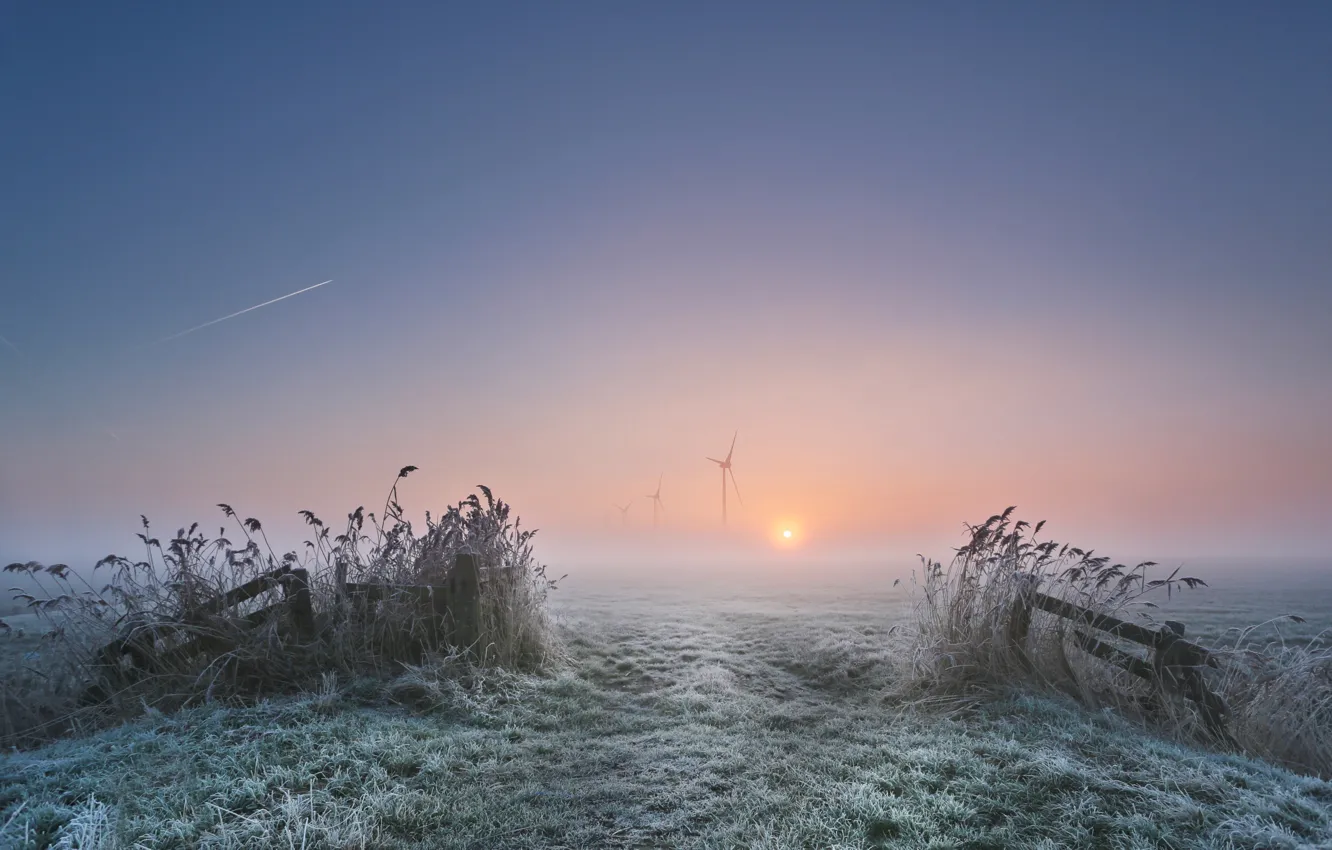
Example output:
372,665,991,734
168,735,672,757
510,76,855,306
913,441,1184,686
84,554,481,704
1008,577,1232,742
342,552,481,649
84,565,315,703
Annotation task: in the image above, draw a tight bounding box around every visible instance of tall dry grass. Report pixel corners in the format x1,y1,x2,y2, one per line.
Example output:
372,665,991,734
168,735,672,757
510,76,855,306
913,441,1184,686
1211,621,1332,778
1,467,562,748
901,506,1332,778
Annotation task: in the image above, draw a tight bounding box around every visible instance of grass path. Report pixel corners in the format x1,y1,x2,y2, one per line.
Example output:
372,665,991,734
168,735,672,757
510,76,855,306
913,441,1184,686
3,587,1331,848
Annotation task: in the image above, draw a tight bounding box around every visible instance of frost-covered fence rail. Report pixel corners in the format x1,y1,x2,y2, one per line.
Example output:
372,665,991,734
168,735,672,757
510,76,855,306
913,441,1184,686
343,552,481,649
1007,578,1232,742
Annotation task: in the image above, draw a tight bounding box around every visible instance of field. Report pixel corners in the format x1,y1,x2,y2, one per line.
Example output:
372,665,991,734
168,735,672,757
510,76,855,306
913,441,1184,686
3,575,1331,849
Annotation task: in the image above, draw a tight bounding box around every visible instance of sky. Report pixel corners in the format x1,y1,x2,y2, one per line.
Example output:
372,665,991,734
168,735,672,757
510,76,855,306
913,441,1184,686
2,2,1330,579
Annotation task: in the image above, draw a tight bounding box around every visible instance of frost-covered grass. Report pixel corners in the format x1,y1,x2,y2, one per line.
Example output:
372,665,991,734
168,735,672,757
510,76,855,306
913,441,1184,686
3,585,1330,849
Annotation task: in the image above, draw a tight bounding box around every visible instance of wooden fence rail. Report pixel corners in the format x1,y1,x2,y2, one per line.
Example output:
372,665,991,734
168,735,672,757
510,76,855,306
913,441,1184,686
85,554,481,705
1008,578,1232,743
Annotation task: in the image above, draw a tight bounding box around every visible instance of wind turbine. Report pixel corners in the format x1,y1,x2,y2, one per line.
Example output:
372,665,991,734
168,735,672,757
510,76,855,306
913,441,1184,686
613,502,632,526
707,431,744,525
645,475,665,528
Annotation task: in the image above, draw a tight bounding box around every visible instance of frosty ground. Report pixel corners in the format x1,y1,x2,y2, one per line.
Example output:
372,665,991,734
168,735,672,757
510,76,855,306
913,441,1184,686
3,581,1330,849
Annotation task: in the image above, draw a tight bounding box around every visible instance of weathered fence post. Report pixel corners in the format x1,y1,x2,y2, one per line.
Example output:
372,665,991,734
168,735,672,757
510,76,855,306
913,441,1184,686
1006,574,1038,671
1151,621,1232,744
334,553,348,601
449,553,481,648
283,568,315,639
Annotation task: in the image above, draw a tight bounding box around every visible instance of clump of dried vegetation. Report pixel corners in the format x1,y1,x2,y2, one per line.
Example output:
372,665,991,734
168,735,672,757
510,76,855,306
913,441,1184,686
902,507,1332,778
0,467,562,749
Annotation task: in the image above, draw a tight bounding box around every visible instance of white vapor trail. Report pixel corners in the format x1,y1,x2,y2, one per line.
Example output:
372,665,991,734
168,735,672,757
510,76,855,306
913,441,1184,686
0,331,23,360
151,279,332,345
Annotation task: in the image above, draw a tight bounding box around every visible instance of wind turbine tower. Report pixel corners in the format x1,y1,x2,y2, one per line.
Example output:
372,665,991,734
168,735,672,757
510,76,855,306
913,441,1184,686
614,502,631,526
707,431,744,526
645,475,665,529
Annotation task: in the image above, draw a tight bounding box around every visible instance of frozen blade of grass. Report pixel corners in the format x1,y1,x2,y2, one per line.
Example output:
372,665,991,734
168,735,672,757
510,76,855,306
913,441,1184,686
0,801,29,842
51,795,117,850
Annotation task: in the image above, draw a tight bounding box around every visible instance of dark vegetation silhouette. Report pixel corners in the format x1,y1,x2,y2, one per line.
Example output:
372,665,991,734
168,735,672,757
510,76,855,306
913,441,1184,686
0,467,561,748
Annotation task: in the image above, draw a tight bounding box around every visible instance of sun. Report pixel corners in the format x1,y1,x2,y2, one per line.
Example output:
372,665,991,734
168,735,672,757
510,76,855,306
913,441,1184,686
772,520,802,548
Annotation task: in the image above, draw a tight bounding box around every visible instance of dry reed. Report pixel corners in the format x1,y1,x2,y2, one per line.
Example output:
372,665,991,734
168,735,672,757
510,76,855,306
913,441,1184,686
901,506,1332,778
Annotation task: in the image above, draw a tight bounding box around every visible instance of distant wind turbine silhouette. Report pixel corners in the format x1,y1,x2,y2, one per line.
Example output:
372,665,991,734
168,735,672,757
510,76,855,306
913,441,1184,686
645,475,665,528
707,431,743,525
613,502,632,526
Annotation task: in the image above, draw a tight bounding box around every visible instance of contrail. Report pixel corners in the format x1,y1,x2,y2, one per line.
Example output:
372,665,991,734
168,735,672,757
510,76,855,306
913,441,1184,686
151,279,332,345
0,331,23,360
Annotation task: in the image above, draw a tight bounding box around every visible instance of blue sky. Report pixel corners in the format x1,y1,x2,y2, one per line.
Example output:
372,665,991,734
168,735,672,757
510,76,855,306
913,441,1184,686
2,2,1330,572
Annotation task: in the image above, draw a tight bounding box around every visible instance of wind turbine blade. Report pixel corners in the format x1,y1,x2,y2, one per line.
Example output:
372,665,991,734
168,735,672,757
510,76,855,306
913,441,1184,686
729,468,744,506
726,431,737,463
706,457,724,465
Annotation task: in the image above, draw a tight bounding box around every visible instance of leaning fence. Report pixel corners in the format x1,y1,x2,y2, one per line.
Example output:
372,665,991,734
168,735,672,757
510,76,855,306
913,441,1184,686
1007,575,1232,743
